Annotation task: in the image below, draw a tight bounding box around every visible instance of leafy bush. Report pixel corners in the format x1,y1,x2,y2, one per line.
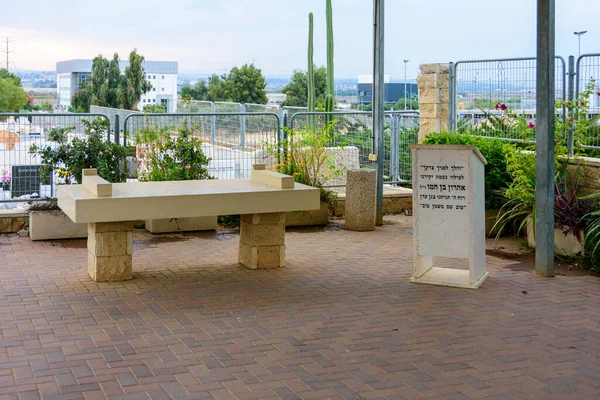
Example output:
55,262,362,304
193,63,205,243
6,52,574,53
423,132,511,210
136,121,212,182
29,118,128,185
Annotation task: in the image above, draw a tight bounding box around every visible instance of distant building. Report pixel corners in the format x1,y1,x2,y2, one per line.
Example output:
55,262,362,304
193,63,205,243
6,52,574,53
56,59,178,112
266,93,286,105
357,82,418,106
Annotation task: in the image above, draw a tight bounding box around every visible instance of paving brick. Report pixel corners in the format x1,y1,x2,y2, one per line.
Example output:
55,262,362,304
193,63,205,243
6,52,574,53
0,217,597,400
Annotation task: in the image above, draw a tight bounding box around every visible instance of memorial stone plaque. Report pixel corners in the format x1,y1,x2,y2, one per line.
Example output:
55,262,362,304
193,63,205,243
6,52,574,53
409,144,488,289
11,165,53,199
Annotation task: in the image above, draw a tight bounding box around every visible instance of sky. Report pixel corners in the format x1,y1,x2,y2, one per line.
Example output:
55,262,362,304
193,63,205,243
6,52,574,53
0,0,599,79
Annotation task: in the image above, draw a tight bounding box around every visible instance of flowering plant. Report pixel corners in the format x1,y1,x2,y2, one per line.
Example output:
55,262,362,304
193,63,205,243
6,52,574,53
1,169,10,184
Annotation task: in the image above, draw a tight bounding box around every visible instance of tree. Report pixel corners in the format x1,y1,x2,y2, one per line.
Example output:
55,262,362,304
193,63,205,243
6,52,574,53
0,69,21,86
227,64,267,104
393,98,419,111
207,74,229,102
70,49,151,112
119,50,152,110
71,87,92,112
0,79,28,112
181,81,209,101
281,66,327,107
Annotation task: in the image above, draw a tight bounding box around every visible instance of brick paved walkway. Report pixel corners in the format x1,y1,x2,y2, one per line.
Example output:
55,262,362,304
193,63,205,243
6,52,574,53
0,217,598,400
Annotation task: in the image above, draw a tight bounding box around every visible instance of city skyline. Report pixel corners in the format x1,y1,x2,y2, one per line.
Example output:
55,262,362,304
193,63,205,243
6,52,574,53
1,0,599,79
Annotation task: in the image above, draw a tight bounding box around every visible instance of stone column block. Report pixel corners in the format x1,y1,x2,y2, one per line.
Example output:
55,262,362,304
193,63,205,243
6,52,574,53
420,63,450,74
344,169,376,231
417,63,451,143
238,212,286,269
87,221,134,281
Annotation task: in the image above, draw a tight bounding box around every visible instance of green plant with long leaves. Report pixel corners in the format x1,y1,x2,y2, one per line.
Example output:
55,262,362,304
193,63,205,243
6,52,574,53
582,188,600,264
324,0,335,125
307,12,316,132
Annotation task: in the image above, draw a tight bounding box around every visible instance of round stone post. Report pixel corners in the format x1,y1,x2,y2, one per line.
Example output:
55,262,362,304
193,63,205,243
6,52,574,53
344,169,377,231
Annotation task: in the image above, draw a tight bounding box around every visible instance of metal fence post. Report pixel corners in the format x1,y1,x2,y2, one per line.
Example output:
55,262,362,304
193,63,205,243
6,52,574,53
390,114,400,182
373,0,385,226
114,114,120,145
449,62,456,131
210,102,216,145
535,0,555,277
568,55,575,155
240,103,246,150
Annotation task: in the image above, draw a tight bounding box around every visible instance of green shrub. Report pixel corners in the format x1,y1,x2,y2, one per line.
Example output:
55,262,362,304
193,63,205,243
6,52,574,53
423,132,511,210
29,118,128,185
136,121,212,182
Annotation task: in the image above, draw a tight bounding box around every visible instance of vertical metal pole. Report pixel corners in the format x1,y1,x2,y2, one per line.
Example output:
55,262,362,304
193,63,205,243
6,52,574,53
535,0,555,277
404,62,407,110
449,62,456,132
114,114,120,145
373,0,385,226
240,103,246,150
390,114,399,182
567,55,575,155
210,102,216,145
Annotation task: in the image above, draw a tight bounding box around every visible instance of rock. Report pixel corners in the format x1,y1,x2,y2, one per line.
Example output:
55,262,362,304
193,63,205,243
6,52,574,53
17,229,29,237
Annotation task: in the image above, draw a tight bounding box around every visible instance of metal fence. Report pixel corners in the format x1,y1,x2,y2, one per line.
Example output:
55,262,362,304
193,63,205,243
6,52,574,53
0,113,111,207
288,111,419,186
575,53,600,150
90,105,138,141
449,57,567,141
123,112,280,180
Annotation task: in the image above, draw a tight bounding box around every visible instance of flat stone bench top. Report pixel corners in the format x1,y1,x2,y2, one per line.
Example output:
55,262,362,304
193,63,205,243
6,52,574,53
59,168,320,224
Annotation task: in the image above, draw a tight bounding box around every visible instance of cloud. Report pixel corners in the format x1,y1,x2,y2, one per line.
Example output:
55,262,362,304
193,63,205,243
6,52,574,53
1,0,599,78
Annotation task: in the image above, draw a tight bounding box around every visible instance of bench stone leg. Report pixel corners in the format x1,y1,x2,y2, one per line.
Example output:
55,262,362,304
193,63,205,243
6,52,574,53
238,213,285,269
87,222,134,281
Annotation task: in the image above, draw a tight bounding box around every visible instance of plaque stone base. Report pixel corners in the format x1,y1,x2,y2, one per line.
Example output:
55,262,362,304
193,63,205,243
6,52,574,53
410,267,489,289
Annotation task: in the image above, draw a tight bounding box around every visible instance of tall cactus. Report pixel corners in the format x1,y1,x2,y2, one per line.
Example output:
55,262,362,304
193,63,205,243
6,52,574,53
307,12,316,132
325,0,334,125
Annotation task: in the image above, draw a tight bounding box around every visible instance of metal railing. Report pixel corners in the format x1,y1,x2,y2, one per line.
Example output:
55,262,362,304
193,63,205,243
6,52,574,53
575,53,600,150
288,111,419,186
450,56,567,141
0,113,111,206
123,112,280,180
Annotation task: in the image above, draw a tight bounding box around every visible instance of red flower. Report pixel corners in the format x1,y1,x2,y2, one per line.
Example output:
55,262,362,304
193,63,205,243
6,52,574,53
72,125,76,129
500,104,508,111
495,103,500,110
580,101,586,106
528,122,535,129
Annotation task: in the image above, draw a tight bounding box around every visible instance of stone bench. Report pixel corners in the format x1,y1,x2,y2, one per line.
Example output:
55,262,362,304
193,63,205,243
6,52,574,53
58,165,320,281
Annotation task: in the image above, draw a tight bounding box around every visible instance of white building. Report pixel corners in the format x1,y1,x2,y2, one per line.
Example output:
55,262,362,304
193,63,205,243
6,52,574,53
56,59,178,112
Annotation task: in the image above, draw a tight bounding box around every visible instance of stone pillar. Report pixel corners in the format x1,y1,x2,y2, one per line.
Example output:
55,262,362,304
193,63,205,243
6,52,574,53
344,169,376,231
238,213,285,269
417,63,450,142
87,222,134,281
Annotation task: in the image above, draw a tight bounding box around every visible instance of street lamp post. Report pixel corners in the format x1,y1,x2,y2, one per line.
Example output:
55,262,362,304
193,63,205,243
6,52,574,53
403,60,409,110
574,30,587,58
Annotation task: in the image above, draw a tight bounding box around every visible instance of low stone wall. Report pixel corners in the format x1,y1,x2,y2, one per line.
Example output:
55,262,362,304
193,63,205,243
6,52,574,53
566,156,600,197
0,213,28,233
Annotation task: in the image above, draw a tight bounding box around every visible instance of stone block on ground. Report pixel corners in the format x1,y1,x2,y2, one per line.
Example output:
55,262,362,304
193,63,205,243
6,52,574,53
344,169,376,231
29,210,88,241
